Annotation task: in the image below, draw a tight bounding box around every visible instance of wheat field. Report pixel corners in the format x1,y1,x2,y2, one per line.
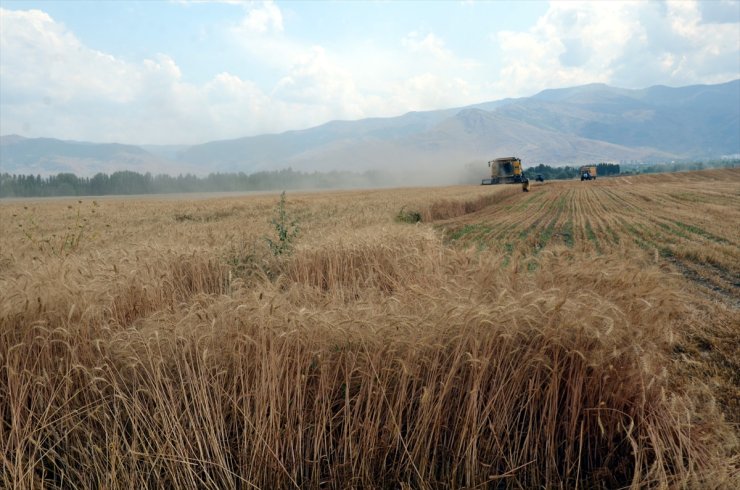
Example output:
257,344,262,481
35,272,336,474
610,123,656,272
1,168,738,488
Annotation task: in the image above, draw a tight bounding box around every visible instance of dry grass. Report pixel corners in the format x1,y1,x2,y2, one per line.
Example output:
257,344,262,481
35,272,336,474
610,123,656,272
1,169,738,488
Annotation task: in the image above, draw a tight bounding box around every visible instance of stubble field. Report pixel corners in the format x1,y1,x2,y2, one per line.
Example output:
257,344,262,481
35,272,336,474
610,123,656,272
1,168,738,488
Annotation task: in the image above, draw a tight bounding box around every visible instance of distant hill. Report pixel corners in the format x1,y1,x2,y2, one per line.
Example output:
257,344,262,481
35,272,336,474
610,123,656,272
0,136,197,176
175,79,739,174
175,109,459,173
505,80,740,156
2,79,738,180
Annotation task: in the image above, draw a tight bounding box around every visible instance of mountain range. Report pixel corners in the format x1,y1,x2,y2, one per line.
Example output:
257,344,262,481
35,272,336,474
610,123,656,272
2,79,738,182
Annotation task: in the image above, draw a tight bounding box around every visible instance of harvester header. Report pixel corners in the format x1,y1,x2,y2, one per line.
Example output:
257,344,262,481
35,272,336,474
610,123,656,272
481,157,527,185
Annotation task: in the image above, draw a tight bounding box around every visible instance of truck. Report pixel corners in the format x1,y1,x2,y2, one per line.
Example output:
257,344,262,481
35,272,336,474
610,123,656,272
482,157,528,185
579,166,597,181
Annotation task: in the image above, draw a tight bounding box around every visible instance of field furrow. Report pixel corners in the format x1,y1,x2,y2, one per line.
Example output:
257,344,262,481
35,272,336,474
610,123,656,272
439,170,740,307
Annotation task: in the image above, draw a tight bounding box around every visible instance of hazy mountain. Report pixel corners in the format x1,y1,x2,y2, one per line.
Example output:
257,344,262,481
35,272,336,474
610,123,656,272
0,134,28,146
0,136,197,176
175,109,459,172
2,80,738,179
140,144,191,161
177,79,738,174
503,80,740,156
252,108,673,187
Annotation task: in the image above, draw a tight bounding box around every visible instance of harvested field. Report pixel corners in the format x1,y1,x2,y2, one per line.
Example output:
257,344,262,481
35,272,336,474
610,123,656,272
1,168,738,488
442,170,740,307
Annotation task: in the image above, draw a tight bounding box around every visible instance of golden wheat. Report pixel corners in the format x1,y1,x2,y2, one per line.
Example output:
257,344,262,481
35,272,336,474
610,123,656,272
0,169,738,488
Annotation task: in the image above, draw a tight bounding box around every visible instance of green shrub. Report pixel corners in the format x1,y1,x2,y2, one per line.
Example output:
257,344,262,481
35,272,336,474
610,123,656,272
395,207,422,223
266,191,300,256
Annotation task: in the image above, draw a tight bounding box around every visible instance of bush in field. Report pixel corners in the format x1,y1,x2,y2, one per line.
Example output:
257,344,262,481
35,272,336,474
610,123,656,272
266,191,300,256
396,206,422,223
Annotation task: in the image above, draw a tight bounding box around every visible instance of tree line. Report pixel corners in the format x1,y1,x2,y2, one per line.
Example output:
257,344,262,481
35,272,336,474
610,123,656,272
619,159,738,175
0,169,386,198
524,162,621,180
523,159,738,180
2,159,736,198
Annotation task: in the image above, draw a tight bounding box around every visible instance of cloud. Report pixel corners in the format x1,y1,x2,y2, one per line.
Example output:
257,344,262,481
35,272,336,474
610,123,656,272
0,8,279,144
402,32,454,60
0,5,387,144
402,31,482,72
239,0,283,34
228,17,487,121
276,47,357,103
492,0,740,96
389,74,473,112
2,1,737,146
172,0,251,4
0,9,136,104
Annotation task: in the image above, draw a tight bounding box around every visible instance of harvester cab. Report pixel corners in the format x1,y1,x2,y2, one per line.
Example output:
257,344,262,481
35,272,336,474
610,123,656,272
481,157,527,185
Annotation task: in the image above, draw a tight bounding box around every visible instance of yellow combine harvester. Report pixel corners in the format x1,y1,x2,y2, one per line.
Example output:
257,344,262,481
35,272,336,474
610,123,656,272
580,166,597,181
481,157,528,185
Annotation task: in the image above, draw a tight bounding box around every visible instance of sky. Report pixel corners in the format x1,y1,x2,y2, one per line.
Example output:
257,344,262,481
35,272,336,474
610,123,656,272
1,0,739,145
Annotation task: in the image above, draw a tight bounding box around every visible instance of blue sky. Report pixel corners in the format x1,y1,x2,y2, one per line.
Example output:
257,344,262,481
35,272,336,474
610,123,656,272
4,1,545,85
1,0,739,144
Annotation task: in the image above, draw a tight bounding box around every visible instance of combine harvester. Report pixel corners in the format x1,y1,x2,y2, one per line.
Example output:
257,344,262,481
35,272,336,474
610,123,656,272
481,156,530,191
580,165,597,181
